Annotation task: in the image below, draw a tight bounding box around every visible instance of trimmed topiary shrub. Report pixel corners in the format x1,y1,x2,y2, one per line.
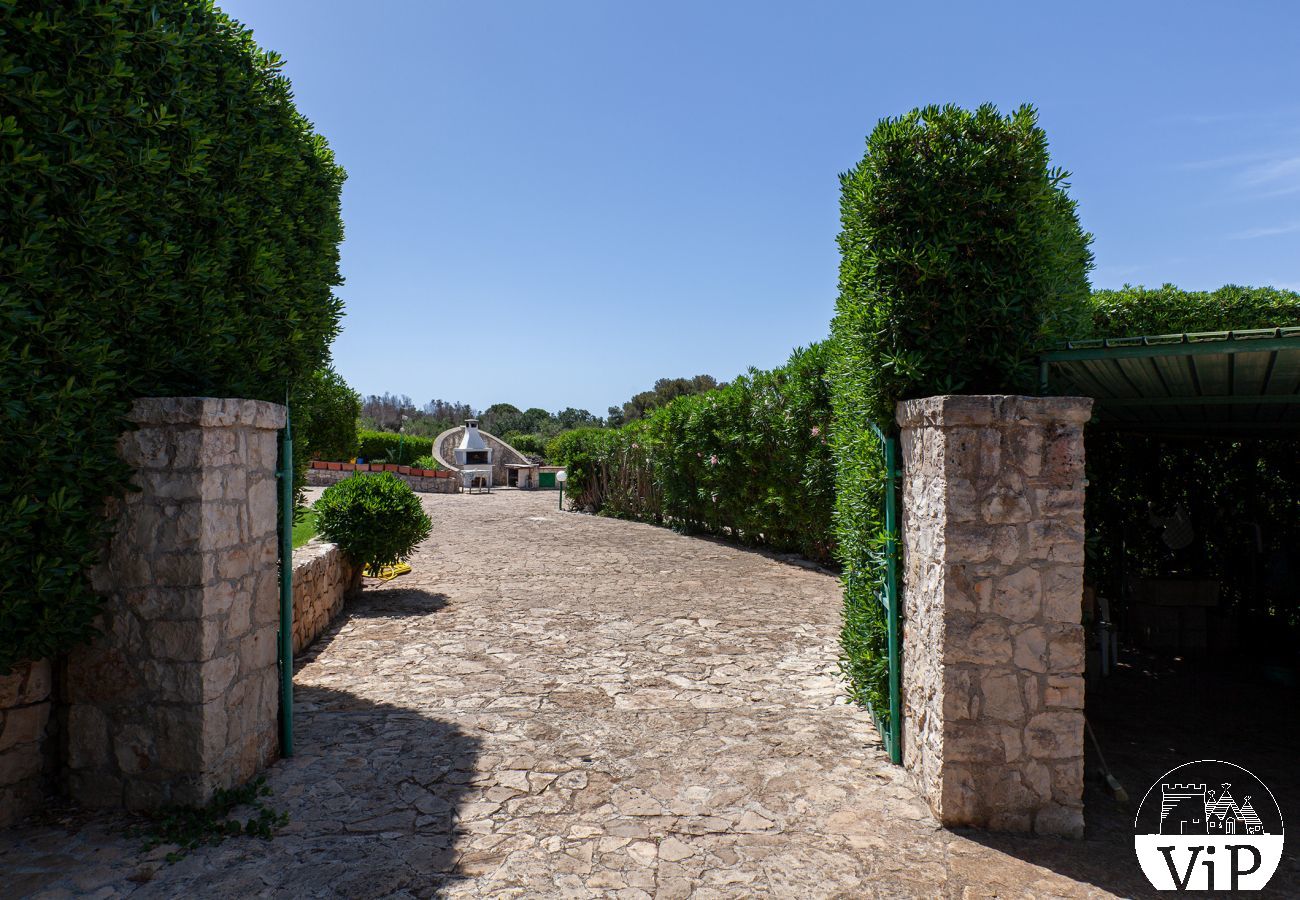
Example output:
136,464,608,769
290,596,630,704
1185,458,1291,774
832,104,1092,713
315,473,432,573
0,0,345,671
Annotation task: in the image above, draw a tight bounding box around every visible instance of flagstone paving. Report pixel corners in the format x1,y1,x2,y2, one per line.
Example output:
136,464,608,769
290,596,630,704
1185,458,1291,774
1,490,1227,898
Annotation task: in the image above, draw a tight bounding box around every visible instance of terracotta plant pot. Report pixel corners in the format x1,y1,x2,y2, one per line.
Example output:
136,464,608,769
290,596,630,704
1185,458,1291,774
385,464,399,473
398,466,412,476
310,460,325,470
355,463,369,472
326,461,341,471
340,462,354,471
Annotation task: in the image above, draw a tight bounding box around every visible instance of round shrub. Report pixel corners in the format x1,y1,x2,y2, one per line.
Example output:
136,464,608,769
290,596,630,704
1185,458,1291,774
0,0,345,671
315,474,433,572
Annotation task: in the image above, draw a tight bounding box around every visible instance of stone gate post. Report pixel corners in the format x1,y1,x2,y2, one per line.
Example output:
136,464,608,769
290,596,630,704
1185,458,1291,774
896,395,1092,836
64,398,285,810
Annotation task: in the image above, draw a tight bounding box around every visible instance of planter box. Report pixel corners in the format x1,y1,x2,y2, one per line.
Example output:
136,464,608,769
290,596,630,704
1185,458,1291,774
340,462,355,472
326,462,341,471
310,460,326,470
398,466,412,476
354,463,370,472
385,464,399,473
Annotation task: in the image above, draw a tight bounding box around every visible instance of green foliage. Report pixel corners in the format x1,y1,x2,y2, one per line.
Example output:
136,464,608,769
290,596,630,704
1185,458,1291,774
295,367,360,463
315,473,432,571
1087,284,1300,337
410,454,440,471
551,345,835,563
130,775,288,863
501,432,549,458
0,0,345,671
832,104,1091,715
617,375,721,423
356,430,426,466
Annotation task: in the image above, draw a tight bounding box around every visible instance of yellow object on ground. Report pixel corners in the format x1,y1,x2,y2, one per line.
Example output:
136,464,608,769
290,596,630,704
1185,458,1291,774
362,561,412,581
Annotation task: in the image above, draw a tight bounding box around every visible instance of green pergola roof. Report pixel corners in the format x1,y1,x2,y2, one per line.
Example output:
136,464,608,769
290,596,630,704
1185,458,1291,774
1039,327,1300,434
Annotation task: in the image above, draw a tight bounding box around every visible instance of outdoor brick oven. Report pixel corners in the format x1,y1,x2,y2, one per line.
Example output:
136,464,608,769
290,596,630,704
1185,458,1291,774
453,419,494,488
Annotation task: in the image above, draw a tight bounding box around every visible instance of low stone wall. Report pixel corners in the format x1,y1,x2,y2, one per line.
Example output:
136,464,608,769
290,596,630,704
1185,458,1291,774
897,394,1092,837
0,660,52,827
306,466,458,494
291,542,360,655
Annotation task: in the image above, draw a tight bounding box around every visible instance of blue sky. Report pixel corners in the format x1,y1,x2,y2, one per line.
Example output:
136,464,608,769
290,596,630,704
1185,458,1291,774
220,0,1300,415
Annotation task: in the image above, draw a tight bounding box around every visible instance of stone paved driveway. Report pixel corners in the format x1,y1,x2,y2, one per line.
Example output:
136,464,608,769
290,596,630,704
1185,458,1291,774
5,491,1169,897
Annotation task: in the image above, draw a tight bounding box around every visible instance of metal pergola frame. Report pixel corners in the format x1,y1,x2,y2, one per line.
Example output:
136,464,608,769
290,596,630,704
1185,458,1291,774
1039,326,1300,434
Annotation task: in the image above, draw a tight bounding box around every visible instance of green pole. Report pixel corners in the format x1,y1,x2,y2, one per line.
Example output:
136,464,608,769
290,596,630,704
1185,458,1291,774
277,407,294,757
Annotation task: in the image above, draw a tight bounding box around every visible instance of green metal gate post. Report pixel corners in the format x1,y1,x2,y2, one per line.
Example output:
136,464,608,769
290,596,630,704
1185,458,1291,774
867,423,902,765
882,430,901,764
277,408,294,757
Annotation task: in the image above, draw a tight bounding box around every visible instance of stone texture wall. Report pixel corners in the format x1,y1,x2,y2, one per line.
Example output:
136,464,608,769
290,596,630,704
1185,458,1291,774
896,395,1092,837
305,467,458,494
291,542,360,655
64,397,286,811
0,660,52,827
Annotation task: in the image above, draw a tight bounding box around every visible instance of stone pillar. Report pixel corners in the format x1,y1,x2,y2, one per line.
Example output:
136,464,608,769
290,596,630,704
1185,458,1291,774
65,398,285,810
0,660,52,827
896,395,1092,837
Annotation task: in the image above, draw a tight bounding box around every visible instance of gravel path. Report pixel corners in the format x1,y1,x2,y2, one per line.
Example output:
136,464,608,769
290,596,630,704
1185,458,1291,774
3,490,1155,897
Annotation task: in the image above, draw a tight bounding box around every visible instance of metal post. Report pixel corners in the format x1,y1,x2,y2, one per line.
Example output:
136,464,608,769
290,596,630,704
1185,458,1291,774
883,433,901,765
277,407,294,757
559,480,564,510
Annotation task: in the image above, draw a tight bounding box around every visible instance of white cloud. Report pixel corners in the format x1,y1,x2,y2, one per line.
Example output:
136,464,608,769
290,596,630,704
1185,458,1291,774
1237,155,1300,195
1229,221,1300,240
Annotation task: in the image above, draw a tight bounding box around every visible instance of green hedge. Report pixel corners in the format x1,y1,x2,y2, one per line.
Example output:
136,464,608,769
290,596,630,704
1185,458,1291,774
550,344,835,563
355,430,430,466
1087,284,1300,336
832,104,1092,713
0,0,344,671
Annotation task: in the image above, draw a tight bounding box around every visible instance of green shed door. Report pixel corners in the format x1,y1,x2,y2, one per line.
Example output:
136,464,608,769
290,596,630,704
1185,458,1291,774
538,472,556,489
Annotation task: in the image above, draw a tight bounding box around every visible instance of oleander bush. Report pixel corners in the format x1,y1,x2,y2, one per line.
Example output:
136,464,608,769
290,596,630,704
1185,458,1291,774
1086,284,1300,337
0,0,345,671
832,104,1092,714
315,473,432,572
550,343,835,563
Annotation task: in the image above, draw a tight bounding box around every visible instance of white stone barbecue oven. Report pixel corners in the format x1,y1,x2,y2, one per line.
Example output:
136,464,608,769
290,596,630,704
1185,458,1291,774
454,419,494,488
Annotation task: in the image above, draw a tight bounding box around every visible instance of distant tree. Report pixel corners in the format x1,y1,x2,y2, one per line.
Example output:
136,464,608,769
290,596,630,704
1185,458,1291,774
607,406,626,428
481,403,525,435
360,392,415,431
297,367,361,461
556,407,601,429
619,375,720,422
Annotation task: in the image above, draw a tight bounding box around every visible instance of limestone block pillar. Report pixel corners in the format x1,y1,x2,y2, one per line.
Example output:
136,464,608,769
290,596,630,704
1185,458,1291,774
896,395,1092,836
65,398,286,810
